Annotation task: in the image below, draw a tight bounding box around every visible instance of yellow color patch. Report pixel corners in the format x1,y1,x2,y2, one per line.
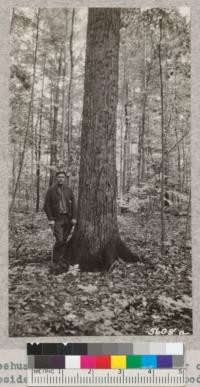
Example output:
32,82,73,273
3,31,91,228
111,356,126,369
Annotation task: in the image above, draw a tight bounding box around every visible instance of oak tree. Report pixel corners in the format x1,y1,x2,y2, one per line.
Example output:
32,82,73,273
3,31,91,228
67,8,139,271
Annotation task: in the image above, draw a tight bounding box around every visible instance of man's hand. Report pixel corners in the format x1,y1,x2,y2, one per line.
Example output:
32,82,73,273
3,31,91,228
49,220,55,230
71,218,77,225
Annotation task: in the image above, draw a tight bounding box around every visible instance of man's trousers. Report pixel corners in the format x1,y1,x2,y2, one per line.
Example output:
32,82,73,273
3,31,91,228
53,215,72,261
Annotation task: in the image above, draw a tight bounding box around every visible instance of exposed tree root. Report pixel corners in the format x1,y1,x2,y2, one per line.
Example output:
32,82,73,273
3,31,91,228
64,231,140,272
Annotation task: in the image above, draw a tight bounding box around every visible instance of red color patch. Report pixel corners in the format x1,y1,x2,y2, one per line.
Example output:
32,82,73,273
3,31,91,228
96,356,111,369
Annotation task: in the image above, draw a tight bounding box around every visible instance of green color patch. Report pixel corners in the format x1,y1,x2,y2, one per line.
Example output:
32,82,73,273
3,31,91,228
126,355,142,368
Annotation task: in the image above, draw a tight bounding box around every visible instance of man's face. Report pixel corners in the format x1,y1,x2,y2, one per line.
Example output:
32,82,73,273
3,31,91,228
56,173,65,185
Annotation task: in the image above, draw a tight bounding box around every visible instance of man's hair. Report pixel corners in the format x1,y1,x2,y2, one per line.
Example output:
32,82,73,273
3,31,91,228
56,171,66,177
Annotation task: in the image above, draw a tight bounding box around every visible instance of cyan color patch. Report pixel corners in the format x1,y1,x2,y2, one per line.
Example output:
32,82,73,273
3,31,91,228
141,355,157,368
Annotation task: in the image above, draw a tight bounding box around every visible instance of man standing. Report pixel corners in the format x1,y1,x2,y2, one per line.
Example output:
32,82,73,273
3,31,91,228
44,171,77,261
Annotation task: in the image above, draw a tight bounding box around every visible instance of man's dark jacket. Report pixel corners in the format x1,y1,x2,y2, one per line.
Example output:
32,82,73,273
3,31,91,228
43,183,77,221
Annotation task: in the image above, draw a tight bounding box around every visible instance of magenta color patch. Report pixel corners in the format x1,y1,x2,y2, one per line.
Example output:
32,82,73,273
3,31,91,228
81,356,96,369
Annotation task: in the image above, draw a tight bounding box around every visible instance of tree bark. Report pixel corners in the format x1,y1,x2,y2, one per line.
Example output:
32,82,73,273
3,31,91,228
66,8,139,271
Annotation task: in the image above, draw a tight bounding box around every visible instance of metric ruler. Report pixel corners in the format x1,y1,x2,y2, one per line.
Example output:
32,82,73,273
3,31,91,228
27,368,186,386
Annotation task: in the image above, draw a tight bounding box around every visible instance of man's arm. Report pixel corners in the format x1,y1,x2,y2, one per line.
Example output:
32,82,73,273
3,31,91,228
43,189,54,221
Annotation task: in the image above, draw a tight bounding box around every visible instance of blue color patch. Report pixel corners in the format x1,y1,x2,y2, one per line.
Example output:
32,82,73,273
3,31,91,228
157,355,173,368
141,355,157,368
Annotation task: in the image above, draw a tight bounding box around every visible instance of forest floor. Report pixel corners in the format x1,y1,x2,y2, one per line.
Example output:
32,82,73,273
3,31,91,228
9,210,192,336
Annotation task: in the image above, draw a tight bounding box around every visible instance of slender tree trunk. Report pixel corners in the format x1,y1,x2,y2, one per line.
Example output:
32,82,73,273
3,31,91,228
184,189,191,257
30,105,34,217
49,48,63,185
10,8,15,34
163,30,170,193
44,153,49,190
123,82,130,194
30,18,37,219
9,9,40,214
185,151,190,194
146,109,150,178
121,49,126,195
163,109,173,190
174,66,182,192
126,107,132,191
12,142,16,196
67,8,75,167
17,137,22,208
137,122,142,186
60,10,68,163
119,100,124,212
119,46,126,203
138,30,147,186
138,29,152,184
174,124,181,189
180,125,186,192
141,29,147,181
158,15,165,255
67,8,139,271
48,64,54,181
36,53,46,212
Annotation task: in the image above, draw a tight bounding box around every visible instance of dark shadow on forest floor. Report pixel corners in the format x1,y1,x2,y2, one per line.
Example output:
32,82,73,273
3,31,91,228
9,211,192,336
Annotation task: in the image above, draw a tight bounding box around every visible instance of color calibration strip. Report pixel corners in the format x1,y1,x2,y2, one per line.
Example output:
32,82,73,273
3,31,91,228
28,354,184,369
27,343,184,369
27,344,185,386
27,342,184,356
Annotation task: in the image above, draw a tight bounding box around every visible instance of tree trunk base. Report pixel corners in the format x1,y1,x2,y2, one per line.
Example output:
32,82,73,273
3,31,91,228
64,230,140,272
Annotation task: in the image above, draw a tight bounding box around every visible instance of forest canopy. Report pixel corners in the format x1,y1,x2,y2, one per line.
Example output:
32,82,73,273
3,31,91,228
10,7,190,214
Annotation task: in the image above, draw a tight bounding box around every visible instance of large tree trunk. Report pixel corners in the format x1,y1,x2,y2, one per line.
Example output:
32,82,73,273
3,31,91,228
66,8,139,271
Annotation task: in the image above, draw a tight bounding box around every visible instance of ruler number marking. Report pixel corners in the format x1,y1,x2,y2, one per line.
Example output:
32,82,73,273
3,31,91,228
28,368,185,386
